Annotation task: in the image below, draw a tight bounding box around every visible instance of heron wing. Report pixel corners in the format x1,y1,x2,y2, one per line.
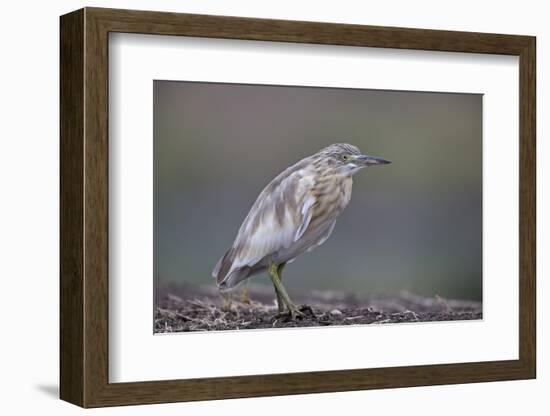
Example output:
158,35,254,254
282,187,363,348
230,167,317,271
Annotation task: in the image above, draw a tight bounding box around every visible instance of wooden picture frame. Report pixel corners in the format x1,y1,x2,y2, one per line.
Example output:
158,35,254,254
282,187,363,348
60,7,536,408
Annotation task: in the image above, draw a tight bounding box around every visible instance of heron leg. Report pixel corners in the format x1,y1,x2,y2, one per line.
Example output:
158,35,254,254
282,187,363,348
240,280,251,304
275,263,286,313
268,262,303,319
220,291,233,311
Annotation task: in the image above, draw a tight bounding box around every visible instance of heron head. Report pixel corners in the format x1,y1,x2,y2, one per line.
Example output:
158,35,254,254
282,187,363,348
319,143,391,175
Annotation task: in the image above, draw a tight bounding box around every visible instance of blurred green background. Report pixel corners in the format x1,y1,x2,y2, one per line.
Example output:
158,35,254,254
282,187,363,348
154,81,482,301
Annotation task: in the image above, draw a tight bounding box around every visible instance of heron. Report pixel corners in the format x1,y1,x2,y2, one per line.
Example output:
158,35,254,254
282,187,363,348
212,143,390,319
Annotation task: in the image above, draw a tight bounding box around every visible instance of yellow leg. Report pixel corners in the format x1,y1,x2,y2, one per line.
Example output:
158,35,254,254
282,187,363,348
240,287,250,304
220,291,233,311
275,263,286,313
268,262,303,319
240,282,251,304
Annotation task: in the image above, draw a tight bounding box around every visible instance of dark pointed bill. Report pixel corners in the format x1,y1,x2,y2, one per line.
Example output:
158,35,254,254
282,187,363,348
356,155,391,166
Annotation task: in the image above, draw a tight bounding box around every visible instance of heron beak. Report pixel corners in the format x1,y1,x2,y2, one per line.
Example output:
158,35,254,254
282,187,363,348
355,155,391,166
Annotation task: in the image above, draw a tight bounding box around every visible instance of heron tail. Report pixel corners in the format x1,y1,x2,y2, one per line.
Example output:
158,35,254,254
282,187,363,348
212,248,233,282
212,248,248,291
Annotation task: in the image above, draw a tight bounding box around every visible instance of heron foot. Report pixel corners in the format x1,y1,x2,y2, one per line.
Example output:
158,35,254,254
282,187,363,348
287,304,305,320
273,310,303,322
274,305,315,322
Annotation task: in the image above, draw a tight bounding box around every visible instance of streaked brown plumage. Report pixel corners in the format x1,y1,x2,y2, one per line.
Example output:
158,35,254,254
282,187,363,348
212,143,390,318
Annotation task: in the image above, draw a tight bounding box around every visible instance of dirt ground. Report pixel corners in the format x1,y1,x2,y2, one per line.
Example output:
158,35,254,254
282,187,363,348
155,283,482,332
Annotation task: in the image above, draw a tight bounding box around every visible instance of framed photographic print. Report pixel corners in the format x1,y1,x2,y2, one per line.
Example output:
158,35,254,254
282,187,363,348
60,7,536,408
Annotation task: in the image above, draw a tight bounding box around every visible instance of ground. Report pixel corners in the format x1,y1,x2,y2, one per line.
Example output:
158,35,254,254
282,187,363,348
155,283,482,332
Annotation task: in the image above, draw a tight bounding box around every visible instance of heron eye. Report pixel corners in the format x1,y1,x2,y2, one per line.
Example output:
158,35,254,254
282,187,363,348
342,155,349,161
